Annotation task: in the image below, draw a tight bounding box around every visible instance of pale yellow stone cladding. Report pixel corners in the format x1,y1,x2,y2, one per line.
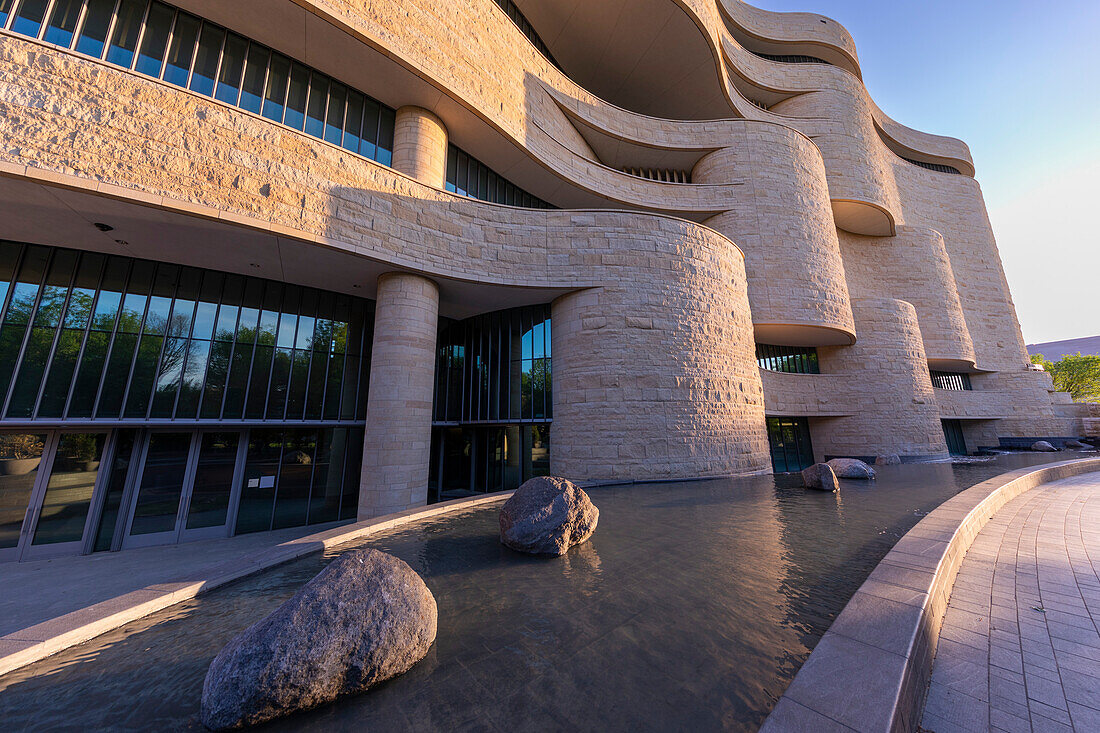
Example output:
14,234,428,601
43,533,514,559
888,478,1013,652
0,39,771,481
812,299,949,458
694,127,854,340
360,272,439,517
551,225,769,481
838,227,975,367
391,106,448,189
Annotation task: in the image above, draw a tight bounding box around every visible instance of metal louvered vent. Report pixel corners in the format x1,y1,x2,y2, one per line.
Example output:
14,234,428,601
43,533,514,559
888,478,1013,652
621,167,692,184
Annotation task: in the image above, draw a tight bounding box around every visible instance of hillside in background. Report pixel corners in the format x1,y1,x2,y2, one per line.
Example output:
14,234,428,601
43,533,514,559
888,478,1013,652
1027,334,1100,360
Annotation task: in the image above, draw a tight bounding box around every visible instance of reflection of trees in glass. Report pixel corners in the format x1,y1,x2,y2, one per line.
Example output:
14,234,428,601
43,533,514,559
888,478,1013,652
0,433,44,459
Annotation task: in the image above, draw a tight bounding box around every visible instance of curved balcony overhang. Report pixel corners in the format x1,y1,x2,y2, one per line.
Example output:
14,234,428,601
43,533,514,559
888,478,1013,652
0,173,574,321
718,0,861,78
831,200,896,238
754,323,855,348
509,0,732,120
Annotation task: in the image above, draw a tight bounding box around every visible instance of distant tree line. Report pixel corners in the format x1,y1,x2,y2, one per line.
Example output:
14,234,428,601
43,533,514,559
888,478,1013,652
1031,352,1100,403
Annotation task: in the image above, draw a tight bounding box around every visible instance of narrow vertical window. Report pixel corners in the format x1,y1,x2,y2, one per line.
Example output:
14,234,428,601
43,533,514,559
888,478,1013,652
323,83,346,146
188,22,224,97
212,31,247,104
105,0,147,69
376,106,395,166
0,0,16,28
42,0,84,47
161,10,198,87
261,52,290,123
237,43,268,114
342,91,364,154
304,74,327,138
282,63,309,131
134,2,174,78
10,0,50,39
74,0,115,58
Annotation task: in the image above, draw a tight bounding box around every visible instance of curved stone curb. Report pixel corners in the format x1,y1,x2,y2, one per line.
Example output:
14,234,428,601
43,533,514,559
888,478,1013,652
0,491,513,678
761,458,1100,733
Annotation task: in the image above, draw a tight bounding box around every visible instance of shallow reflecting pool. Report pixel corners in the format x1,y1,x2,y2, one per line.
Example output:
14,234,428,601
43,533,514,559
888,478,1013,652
0,453,1085,731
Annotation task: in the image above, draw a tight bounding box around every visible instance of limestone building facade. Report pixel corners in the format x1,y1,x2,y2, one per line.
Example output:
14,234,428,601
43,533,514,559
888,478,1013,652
0,0,1083,560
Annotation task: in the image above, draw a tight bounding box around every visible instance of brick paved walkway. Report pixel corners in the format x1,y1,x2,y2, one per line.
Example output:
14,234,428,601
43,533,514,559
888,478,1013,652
921,472,1100,732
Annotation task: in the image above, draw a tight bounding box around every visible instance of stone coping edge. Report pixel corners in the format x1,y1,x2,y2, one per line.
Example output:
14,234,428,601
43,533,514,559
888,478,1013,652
760,457,1100,733
0,490,514,678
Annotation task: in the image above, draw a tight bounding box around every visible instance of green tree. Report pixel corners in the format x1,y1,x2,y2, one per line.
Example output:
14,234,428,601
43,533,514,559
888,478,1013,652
1031,352,1100,403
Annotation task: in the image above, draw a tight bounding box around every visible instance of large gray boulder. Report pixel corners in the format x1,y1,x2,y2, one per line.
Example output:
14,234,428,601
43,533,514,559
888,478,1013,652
802,463,840,492
1031,441,1057,452
826,458,876,480
201,549,437,730
875,454,902,466
499,476,599,555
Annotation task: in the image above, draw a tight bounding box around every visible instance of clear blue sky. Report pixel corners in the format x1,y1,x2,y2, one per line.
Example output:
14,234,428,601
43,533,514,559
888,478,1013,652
752,0,1100,345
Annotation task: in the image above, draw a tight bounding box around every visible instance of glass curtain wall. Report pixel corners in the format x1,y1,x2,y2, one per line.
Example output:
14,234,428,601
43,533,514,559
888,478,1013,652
0,240,373,556
0,241,372,423
3,0,396,166
430,304,552,501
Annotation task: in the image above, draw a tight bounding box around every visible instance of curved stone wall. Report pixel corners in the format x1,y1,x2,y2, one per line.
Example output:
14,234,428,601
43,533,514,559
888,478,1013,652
838,226,976,369
694,131,855,344
815,299,949,459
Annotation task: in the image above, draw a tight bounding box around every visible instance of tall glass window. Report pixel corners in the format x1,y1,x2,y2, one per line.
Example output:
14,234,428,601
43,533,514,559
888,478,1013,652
2,0,397,169
429,305,552,502
434,304,552,423
0,240,374,424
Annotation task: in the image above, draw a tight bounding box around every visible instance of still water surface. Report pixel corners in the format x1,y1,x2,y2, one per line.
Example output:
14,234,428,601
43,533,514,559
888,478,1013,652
0,453,1081,731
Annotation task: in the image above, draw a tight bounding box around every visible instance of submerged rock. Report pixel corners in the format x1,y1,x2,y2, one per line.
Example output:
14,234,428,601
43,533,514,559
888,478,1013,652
801,463,840,492
826,458,876,479
499,476,599,555
1031,441,1057,452
201,549,437,730
875,454,902,466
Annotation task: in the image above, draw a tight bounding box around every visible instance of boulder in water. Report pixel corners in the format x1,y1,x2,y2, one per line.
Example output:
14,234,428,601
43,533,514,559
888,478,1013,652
802,463,840,492
499,476,599,555
826,458,876,479
1030,441,1057,452
201,549,437,730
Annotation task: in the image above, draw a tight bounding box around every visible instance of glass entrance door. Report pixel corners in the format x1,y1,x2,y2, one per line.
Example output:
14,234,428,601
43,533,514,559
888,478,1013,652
180,431,244,541
123,432,195,548
122,430,244,548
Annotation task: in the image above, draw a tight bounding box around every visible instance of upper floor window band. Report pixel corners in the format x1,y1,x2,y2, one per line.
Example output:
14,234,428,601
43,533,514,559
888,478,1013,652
756,344,820,374
753,51,831,66
2,0,396,167
492,0,561,70
930,371,972,391
445,145,555,209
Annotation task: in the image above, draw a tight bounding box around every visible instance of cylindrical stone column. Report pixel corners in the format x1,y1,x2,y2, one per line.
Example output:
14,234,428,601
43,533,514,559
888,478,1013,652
391,106,448,189
358,272,439,519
